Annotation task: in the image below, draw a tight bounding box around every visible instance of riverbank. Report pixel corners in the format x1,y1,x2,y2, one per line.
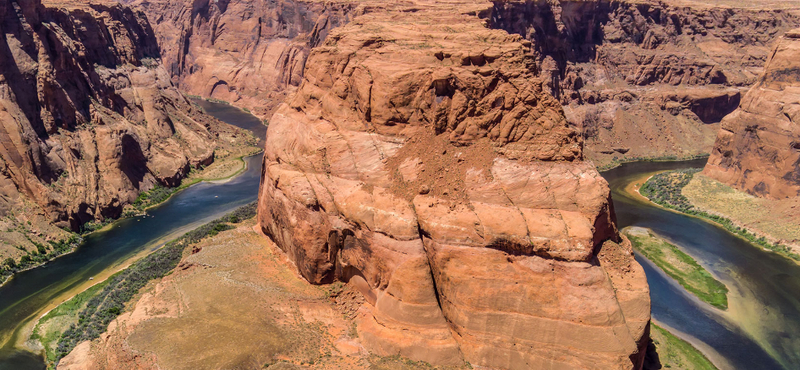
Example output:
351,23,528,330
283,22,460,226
624,227,728,310
127,147,262,215
187,95,272,125
39,208,465,370
596,153,710,172
640,170,800,263
32,204,259,368
604,158,800,369
648,322,719,370
3,151,260,346
0,233,81,288
683,174,800,256
0,139,261,290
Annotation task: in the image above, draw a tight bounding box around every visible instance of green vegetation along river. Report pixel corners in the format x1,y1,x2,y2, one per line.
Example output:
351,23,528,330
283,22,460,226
3,104,799,370
0,100,265,370
604,159,800,370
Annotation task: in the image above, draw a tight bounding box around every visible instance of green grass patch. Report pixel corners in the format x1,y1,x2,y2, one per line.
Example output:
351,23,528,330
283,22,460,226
641,170,800,262
125,178,203,219
31,279,112,366
650,323,718,370
45,202,258,367
625,228,728,309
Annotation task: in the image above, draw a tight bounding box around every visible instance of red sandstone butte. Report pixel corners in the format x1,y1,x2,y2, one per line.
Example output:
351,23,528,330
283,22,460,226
256,1,650,369
705,28,800,199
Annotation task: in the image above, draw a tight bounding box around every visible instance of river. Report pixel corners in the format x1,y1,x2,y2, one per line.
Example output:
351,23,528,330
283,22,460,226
0,100,265,369
604,159,800,370
1,109,798,370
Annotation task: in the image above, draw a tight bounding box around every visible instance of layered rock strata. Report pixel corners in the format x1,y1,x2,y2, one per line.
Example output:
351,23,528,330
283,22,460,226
704,28,800,199
127,0,800,167
257,1,650,369
0,0,245,230
491,0,800,166
119,0,356,119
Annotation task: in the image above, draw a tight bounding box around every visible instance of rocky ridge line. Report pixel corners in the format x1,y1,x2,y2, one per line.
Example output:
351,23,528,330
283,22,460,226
124,0,800,168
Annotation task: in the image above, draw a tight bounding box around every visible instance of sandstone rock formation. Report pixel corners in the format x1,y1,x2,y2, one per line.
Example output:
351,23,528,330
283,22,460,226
491,0,800,167
0,0,247,231
126,0,800,168
119,0,356,119
257,1,650,369
704,28,800,199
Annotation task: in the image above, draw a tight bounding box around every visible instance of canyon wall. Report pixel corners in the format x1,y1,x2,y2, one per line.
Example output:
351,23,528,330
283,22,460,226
0,0,244,231
492,0,800,166
127,0,800,167
704,28,800,199
257,1,650,369
119,0,356,119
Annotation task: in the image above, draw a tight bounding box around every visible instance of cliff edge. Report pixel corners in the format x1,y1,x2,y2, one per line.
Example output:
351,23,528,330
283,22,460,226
257,1,650,369
0,0,253,273
705,28,800,199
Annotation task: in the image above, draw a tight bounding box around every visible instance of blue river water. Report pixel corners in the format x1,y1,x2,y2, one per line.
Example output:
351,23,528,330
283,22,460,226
604,159,800,370
1,109,798,369
0,100,264,369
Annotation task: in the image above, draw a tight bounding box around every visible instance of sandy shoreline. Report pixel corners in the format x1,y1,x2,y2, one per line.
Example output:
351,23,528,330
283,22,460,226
4,155,259,356
630,171,800,265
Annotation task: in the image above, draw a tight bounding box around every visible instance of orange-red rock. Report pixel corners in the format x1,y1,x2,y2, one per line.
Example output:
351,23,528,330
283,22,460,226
705,28,800,199
0,0,240,229
492,0,800,167
127,0,800,168
119,0,356,119
256,1,650,369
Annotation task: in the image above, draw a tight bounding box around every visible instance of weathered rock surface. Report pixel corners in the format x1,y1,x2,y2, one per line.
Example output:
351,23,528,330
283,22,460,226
704,28,800,199
491,0,800,167
119,0,356,119
0,0,247,231
257,1,650,369
127,0,800,168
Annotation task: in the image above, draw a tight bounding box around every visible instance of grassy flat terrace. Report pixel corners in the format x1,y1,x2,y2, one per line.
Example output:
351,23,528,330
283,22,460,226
624,227,728,310
649,323,719,370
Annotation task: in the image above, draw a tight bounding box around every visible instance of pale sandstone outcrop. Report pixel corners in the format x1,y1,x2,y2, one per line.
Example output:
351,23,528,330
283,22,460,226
0,0,246,231
705,28,800,199
257,1,650,369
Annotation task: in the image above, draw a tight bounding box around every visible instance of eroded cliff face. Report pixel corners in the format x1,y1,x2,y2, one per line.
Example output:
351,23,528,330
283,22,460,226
704,29,800,199
0,0,243,231
257,1,650,369
491,0,800,166
127,0,800,168
119,0,356,119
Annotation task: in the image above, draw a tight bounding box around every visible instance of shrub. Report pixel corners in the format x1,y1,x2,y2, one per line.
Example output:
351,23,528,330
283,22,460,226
53,202,257,364
641,170,800,262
